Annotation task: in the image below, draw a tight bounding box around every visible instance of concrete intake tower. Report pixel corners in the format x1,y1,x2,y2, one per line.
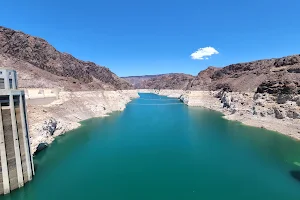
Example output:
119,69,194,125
0,69,34,195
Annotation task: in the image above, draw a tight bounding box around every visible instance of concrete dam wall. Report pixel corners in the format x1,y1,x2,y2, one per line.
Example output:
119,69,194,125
0,69,34,195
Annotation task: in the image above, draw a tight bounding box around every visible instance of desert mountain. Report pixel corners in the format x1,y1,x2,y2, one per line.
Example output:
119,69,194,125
1,26,299,94
189,55,300,94
123,73,194,89
125,55,300,95
122,75,161,88
0,26,132,90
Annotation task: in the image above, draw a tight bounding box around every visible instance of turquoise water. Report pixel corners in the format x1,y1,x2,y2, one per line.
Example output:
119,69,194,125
2,93,300,199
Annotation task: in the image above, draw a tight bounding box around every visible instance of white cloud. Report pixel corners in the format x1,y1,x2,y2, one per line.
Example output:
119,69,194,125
190,47,219,60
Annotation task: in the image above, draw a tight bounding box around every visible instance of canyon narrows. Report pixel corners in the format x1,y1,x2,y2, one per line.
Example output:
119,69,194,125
1,25,300,199
2,93,300,200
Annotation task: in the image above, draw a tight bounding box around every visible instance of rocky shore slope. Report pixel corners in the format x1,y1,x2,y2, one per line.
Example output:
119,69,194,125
27,90,139,154
0,26,139,154
140,89,300,140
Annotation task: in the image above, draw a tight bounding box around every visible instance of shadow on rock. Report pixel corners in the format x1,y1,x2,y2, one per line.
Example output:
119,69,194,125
33,142,49,156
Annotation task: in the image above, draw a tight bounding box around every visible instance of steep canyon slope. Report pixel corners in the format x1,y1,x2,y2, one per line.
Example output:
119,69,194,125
0,26,132,90
189,55,300,93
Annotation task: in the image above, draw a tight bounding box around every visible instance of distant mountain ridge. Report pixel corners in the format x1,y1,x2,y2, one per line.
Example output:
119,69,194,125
0,26,132,90
124,55,300,95
122,74,162,88
123,73,194,89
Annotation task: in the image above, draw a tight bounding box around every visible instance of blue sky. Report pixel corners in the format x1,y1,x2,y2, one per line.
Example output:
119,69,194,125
1,0,300,76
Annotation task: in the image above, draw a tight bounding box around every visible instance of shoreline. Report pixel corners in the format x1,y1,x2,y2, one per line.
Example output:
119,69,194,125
27,90,139,154
139,89,300,141
27,88,300,155
193,103,300,141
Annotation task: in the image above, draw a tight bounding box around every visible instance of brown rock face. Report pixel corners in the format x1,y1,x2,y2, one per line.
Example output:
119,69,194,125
122,75,161,88
257,80,300,95
123,73,194,89
0,26,132,90
187,67,219,90
190,55,300,92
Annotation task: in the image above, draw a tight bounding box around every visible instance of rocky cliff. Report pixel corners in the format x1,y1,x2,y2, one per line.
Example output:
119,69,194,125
123,73,194,89
0,26,132,90
190,55,300,92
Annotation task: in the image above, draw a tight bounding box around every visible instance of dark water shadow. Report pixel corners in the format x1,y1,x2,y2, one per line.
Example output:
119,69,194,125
290,170,300,182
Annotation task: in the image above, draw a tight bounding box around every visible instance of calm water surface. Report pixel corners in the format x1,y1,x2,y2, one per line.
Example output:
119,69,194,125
2,93,300,199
